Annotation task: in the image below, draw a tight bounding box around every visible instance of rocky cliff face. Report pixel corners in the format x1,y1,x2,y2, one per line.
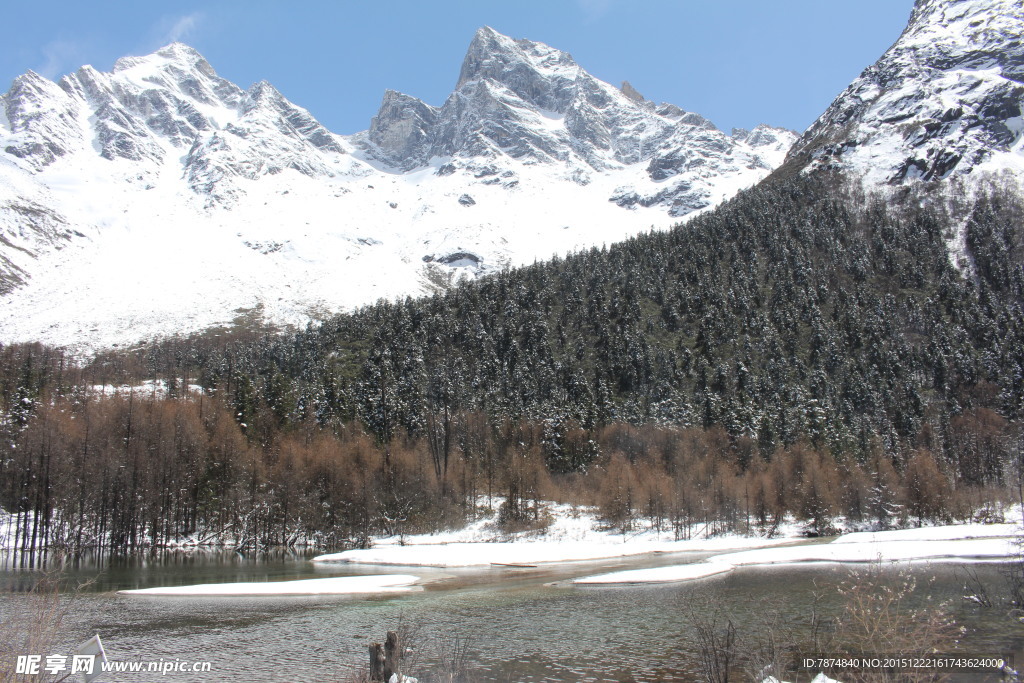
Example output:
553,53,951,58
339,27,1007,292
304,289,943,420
785,0,1024,185
357,26,795,215
5,1,1021,351
0,29,795,349
2,43,348,206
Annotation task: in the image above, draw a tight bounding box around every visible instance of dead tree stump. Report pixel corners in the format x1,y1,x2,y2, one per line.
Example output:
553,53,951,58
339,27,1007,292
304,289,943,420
369,630,401,682
384,630,400,680
369,642,385,681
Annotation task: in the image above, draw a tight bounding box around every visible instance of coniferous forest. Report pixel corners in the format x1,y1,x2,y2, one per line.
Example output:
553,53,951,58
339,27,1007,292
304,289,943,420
2,173,1023,551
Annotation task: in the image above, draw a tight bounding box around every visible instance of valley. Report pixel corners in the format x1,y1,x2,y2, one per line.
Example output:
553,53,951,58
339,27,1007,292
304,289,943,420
2,0,1024,681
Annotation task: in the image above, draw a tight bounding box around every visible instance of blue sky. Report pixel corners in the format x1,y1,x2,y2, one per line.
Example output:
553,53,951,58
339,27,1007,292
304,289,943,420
2,0,916,135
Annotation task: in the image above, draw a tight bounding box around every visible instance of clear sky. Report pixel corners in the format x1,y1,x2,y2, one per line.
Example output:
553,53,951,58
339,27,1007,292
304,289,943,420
2,0,916,136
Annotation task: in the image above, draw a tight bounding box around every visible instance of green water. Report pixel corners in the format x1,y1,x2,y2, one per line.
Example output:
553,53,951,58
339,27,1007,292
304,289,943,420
2,550,1022,682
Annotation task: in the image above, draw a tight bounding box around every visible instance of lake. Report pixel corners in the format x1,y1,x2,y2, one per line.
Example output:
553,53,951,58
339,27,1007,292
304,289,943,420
2,549,1022,682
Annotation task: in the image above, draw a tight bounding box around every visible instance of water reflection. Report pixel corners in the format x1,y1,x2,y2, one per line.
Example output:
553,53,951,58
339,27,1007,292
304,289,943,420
1,547,330,593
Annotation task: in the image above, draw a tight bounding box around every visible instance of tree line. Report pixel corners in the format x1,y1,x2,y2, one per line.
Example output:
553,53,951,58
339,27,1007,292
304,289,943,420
1,172,1022,551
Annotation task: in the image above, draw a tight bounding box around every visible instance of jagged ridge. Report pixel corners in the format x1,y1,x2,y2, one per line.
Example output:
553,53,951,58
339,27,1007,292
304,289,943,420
0,29,795,350
785,0,1024,184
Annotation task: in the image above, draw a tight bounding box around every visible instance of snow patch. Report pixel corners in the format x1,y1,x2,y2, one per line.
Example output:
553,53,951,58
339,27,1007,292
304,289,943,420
572,561,735,585
571,520,1021,584
313,501,801,568
117,574,421,596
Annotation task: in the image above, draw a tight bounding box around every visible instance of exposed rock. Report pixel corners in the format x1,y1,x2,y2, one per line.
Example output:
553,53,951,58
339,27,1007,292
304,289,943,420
0,31,798,347
2,71,83,169
368,90,438,169
620,81,646,103
356,27,796,210
785,0,1024,184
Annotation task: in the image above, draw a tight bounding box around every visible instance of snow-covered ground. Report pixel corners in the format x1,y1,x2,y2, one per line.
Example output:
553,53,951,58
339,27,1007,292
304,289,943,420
314,502,1023,572
313,537,797,568
312,501,803,567
829,523,1019,544
308,499,1022,585
88,379,205,397
572,519,1022,585
573,560,736,585
714,530,1017,567
0,37,795,353
117,574,421,596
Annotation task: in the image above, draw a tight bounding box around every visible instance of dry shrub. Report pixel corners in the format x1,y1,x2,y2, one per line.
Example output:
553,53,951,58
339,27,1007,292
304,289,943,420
343,620,475,683
693,614,737,683
903,451,952,525
825,565,962,683
686,598,805,683
595,452,638,532
681,564,961,683
0,564,94,683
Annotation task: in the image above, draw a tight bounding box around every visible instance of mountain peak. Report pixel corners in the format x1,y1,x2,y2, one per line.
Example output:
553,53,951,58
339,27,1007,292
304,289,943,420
456,27,579,95
15,69,49,84
6,69,56,96
472,25,502,41
453,27,584,127
366,89,438,168
155,42,205,61
112,42,216,79
246,79,280,100
0,26,800,349
784,0,1024,184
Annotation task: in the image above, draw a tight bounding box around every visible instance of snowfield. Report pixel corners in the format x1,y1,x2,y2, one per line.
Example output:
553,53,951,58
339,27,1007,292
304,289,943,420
117,574,421,596
0,35,795,353
312,501,801,567
830,523,1019,544
712,530,1017,567
571,520,1021,585
573,560,736,585
312,537,796,568
313,501,1022,576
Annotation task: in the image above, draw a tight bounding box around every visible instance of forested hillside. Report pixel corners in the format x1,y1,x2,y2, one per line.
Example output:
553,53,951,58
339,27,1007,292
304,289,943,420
3,173,1022,550
194,173,1024,470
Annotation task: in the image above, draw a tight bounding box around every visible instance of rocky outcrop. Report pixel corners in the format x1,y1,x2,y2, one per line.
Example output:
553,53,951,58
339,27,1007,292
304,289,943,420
0,32,797,347
2,71,83,169
357,26,796,212
785,0,1024,184
367,90,439,169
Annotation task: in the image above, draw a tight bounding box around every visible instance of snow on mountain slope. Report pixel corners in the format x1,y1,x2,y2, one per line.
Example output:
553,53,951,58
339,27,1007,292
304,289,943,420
785,0,1024,186
357,27,794,216
0,30,795,351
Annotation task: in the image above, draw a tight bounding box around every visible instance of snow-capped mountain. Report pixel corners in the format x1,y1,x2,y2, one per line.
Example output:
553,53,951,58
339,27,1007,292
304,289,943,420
357,26,793,216
784,0,1024,185
0,29,794,351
